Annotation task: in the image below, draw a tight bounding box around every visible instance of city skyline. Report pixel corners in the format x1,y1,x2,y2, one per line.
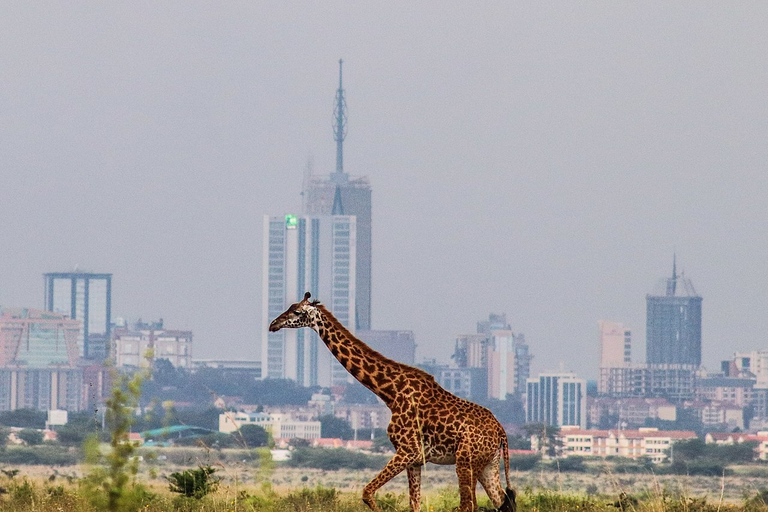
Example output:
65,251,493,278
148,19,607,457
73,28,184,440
1,4,767,381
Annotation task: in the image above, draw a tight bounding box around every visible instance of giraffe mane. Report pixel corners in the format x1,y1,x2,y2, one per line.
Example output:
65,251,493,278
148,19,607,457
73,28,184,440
314,302,434,380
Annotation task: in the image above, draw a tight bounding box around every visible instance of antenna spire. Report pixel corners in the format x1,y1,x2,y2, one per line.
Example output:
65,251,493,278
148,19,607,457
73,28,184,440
666,253,678,296
333,59,348,181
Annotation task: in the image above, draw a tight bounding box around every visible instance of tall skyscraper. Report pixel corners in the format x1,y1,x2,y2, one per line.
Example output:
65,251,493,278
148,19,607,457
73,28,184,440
646,258,702,366
43,271,112,361
262,214,356,387
526,372,587,428
302,60,372,330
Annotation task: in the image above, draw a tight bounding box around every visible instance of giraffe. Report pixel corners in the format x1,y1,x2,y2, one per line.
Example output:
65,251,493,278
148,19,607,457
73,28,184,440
269,292,517,512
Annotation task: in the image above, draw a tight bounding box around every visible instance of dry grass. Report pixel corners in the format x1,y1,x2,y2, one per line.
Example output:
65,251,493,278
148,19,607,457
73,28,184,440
3,457,768,511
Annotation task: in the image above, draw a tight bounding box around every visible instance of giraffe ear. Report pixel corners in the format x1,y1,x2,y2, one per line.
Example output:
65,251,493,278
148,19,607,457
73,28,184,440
303,292,311,302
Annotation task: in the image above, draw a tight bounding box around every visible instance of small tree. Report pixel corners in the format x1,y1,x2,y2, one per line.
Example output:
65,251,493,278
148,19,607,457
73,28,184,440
523,423,561,457
238,424,270,448
81,366,152,512
17,428,43,446
318,414,354,439
167,465,219,499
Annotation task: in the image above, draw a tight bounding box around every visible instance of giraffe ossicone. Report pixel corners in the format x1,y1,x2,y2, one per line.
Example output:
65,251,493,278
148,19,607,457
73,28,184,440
270,292,517,512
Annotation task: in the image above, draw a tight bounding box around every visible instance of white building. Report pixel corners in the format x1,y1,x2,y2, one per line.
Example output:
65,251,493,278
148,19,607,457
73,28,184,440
262,214,356,387
526,372,587,429
487,330,516,400
218,411,321,440
551,426,697,463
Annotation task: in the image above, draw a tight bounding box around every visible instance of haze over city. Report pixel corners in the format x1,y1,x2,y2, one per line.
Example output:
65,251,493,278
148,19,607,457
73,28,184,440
1,4,767,380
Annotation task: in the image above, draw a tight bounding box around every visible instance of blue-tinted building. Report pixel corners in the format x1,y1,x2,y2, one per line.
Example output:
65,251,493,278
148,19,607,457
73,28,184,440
646,260,702,367
262,214,356,387
43,271,112,361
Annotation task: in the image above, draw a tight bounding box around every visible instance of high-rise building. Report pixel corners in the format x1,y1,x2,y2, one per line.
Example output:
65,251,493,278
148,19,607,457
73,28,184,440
453,313,532,400
0,308,83,411
598,321,632,394
599,321,631,367
646,258,702,366
262,214,356,387
526,372,587,428
43,271,112,360
302,60,372,331
487,330,516,400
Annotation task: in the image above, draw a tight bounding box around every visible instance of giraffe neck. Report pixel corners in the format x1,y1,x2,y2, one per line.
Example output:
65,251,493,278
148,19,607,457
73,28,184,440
310,305,399,404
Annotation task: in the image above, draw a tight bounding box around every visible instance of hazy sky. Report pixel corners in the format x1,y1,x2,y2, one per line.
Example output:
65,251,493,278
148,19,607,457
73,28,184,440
2,3,767,380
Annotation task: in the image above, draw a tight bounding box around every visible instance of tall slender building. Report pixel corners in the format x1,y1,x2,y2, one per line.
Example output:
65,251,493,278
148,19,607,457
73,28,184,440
43,272,112,361
262,214,356,387
598,321,632,395
646,257,702,366
302,60,372,330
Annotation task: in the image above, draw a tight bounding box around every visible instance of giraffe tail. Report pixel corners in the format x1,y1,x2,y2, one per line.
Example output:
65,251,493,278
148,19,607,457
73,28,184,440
500,433,512,490
498,434,516,512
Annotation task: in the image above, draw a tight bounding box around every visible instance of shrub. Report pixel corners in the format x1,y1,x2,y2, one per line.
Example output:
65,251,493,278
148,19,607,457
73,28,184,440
0,445,78,465
286,447,388,470
17,428,43,446
167,465,219,499
552,456,587,472
172,432,236,449
510,453,541,471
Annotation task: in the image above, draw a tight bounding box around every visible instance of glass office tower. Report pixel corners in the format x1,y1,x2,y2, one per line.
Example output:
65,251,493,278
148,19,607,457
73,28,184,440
43,272,112,360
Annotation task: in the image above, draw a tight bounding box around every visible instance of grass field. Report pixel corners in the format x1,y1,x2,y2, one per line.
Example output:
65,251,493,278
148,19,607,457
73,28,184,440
3,456,768,512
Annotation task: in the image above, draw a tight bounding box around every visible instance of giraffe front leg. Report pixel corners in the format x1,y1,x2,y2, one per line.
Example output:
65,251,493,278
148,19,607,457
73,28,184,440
362,452,419,512
407,465,422,512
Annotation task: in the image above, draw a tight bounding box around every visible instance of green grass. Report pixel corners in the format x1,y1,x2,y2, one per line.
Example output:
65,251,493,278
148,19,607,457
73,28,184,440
2,476,768,512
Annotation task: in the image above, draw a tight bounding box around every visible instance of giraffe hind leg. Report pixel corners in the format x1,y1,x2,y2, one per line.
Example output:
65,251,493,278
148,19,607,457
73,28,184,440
477,455,516,512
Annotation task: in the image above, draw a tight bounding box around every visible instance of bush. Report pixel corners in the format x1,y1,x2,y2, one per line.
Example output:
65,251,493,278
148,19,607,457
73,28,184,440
663,458,731,476
286,447,388,470
552,456,587,472
173,432,236,449
0,409,46,429
510,453,541,471
17,428,44,446
167,465,219,499
0,445,78,465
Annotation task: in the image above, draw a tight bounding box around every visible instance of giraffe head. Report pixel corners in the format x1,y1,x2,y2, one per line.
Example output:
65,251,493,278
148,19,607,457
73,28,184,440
268,292,320,332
